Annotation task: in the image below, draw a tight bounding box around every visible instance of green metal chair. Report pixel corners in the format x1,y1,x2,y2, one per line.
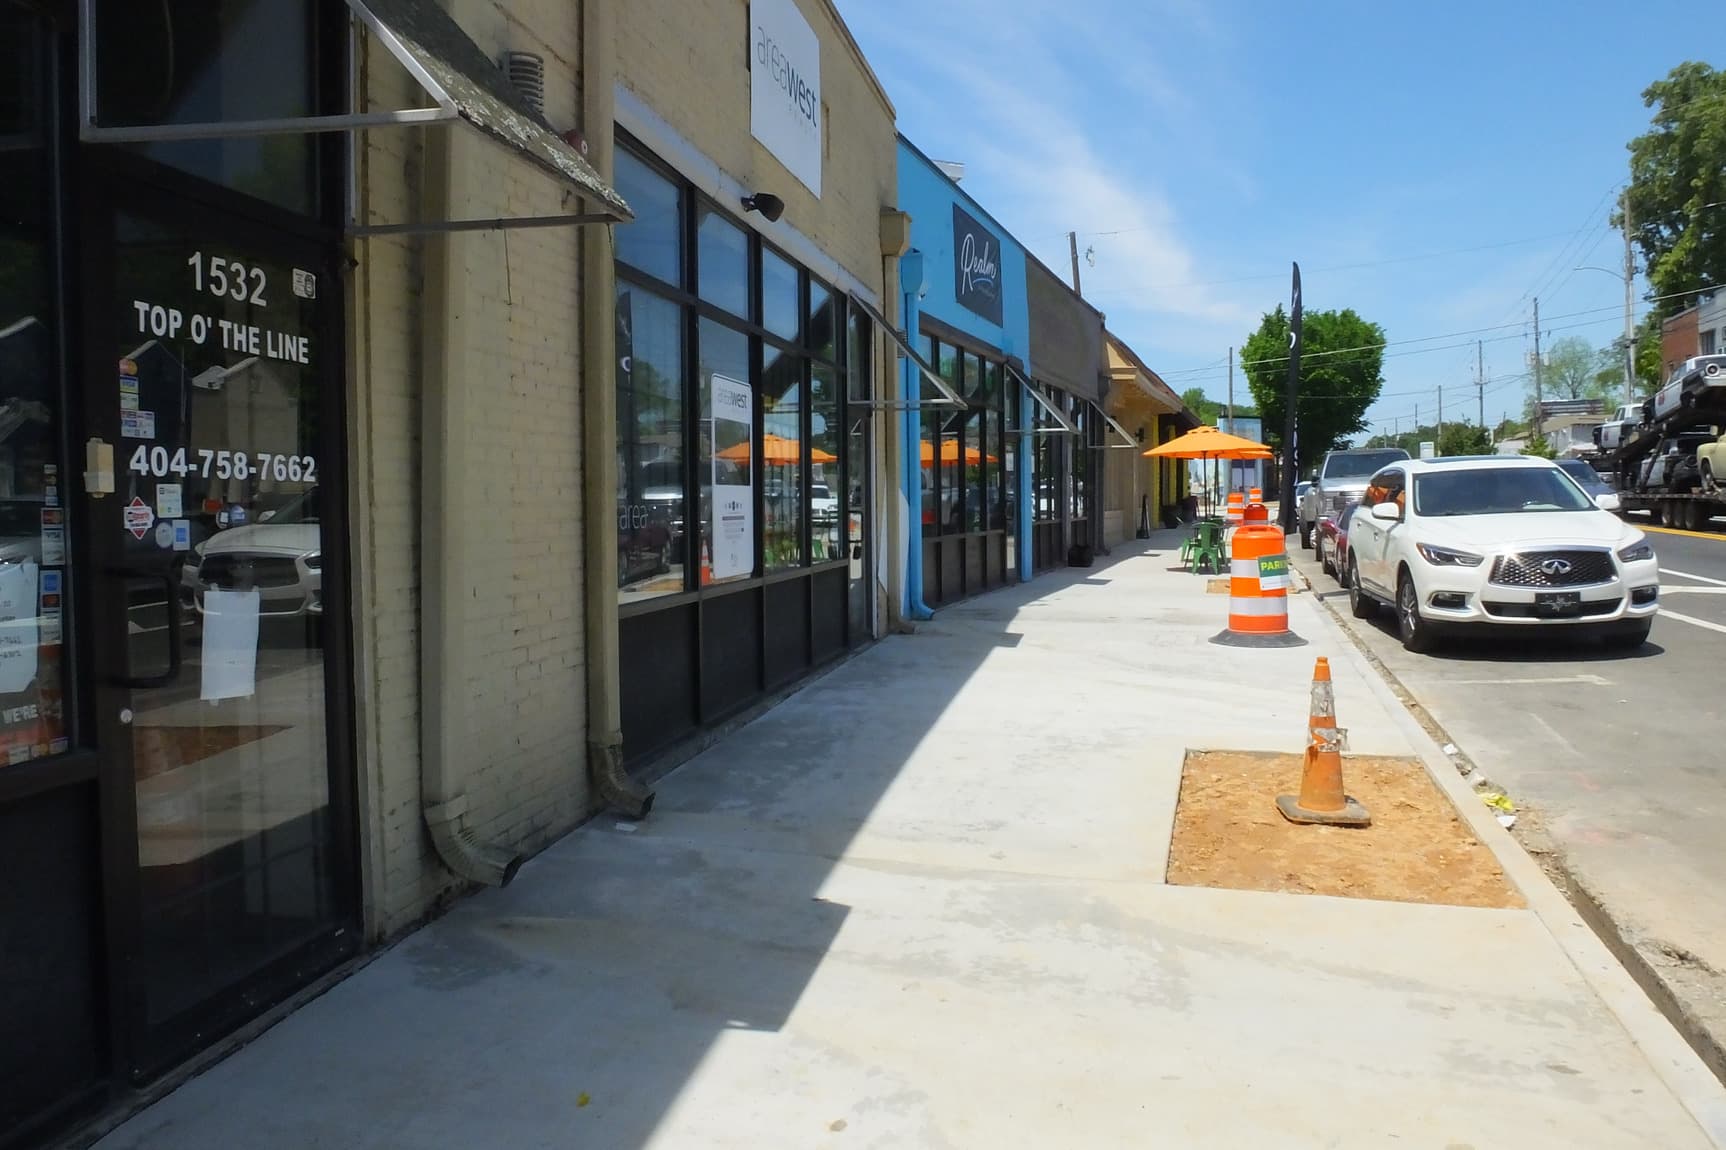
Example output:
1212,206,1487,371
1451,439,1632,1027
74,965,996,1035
1190,519,1227,574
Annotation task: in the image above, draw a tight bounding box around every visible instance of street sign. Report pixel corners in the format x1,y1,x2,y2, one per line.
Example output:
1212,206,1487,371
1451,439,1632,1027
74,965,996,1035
1419,441,1436,460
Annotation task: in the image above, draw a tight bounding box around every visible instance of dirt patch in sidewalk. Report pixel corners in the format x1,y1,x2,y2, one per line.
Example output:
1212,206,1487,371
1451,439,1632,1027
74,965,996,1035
1167,750,1522,909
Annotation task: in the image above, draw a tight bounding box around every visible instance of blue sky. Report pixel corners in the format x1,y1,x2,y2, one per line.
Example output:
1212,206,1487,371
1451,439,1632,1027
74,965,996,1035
835,0,1718,438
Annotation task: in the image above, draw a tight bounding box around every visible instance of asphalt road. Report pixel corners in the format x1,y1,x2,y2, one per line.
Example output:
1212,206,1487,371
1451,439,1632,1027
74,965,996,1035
1290,518,1726,1077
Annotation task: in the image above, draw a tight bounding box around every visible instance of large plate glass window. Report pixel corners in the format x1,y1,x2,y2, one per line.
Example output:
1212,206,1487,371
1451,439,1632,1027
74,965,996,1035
616,286,685,599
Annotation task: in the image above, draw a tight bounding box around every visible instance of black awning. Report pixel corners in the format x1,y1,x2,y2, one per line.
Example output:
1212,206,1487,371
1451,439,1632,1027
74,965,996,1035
77,0,631,230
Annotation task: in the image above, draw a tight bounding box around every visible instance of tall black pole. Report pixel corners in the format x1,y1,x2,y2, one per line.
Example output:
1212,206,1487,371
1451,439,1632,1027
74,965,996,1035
1278,262,1302,534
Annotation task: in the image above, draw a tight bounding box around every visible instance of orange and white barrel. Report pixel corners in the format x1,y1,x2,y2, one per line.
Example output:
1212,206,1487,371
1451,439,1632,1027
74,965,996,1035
1249,486,1263,505
1210,522,1306,647
1225,491,1245,526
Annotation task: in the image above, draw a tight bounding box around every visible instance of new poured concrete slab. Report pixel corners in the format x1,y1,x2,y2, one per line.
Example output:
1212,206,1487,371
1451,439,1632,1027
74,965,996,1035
95,835,1710,1149
92,541,1719,1149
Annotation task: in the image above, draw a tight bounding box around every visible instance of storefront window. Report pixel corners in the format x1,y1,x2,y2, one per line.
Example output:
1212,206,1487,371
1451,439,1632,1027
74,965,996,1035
762,249,800,342
616,286,685,600
1072,401,1089,520
985,410,1003,530
963,410,983,531
0,14,68,766
697,206,749,318
698,320,751,584
95,0,320,216
614,150,682,285
845,311,869,636
810,363,840,561
761,346,804,570
809,280,835,362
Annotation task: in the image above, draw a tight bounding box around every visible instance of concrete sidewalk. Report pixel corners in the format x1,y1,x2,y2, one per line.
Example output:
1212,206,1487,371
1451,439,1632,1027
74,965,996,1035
93,533,1726,1149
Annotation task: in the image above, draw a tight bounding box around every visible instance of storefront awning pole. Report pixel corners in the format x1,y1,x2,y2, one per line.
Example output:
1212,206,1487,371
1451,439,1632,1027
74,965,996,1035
1004,363,1078,434
847,292,964,410
1101,410,1138,449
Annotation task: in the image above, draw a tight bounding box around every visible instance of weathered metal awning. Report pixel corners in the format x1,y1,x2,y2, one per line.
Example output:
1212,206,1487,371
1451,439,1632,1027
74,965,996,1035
848,293,965,410
1100,410,1139,449
1003,363,1079,434
76,0,631,236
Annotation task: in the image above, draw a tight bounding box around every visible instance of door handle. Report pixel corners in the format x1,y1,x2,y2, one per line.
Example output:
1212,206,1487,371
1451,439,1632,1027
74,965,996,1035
109,563,183,689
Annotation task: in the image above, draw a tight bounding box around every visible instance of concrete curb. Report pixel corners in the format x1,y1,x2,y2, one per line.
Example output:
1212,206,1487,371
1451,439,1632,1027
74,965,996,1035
1291,574,1726,1145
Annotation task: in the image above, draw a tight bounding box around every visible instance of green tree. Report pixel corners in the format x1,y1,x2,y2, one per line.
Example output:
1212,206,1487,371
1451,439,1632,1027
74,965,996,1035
1522,434,1557,459
1362,421,1493,457
1539,336,1609,402
1179,387,1222,426
1240,305,1385,476
1621,62,1726,319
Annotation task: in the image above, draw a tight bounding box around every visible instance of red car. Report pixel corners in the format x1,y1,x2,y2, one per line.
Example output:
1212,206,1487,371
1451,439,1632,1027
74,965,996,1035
1318,502,1359,583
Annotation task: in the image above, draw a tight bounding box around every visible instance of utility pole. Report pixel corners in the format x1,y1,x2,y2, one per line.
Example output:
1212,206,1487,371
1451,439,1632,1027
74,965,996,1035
1477,339,1485,430
1068,231,1082,297
1533,296,1544,445
1622,191,1636,405
1226,347,1234,435
1437,385,1444,448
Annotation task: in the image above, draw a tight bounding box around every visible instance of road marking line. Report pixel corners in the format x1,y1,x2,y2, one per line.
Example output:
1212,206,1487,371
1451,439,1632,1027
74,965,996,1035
1658,586,1726,595
1644,524,1726,542
1658,608,1726,635
1447,674,1612,686
1659,566,1726,586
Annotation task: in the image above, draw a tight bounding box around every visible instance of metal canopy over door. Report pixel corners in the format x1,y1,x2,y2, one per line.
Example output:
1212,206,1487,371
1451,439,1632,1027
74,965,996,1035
80,168,357,1081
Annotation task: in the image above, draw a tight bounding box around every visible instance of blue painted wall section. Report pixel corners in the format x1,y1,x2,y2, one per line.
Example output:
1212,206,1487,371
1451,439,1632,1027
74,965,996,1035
895,137,1038,591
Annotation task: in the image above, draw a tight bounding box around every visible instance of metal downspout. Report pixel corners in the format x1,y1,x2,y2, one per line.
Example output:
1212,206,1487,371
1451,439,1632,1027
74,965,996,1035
899,252,934,620
580,0,653,818
418,121,522,887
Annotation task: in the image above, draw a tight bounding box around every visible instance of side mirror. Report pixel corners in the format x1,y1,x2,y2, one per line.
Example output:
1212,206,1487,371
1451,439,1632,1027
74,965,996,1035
257,510,277,523
1594,492,1622,512
1370,501,1402,522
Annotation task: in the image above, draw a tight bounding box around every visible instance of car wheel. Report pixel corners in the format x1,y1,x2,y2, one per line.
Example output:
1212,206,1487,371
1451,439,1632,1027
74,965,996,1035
1603,620,1652,650
1703,460,1717,494
1299,519,1313,550
1348,557,1375,620
1397,569,1436,653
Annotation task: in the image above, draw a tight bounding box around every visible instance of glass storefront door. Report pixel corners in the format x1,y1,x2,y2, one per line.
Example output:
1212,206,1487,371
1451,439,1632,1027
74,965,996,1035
86,179,354,1075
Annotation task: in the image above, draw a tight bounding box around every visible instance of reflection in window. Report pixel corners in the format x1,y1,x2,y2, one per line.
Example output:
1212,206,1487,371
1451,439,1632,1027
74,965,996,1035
697,207,749,317
919,410,937,538
939,409,964,534
614,150,683,285
762,249,800,341
761,346,804,570
0,9,68,767
985,409,1003,530
810,363,840,561
844,309,870,636
698,320,750,584
615,287,685,600
95,0,319,215
809,280,835,361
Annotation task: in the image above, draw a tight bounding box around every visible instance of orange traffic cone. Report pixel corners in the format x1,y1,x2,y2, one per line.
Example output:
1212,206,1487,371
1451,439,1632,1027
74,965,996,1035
700,540,713,586
1276,657,1371,827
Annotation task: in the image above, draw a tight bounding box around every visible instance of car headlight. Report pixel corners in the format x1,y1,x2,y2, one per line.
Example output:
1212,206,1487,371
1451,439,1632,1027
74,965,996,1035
1617,539,1655,563
1416,543,1484,567
303,551,322,571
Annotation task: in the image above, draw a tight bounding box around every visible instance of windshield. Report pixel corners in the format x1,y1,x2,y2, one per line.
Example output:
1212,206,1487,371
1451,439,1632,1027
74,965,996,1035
264,487,319,525
1324,450,1408,480
1413,468,1593,516
1557,460,1605,489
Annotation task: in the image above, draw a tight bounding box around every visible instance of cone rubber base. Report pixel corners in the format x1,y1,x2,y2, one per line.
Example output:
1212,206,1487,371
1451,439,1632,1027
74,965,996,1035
1211,628,1308,648
1276,793,1371,827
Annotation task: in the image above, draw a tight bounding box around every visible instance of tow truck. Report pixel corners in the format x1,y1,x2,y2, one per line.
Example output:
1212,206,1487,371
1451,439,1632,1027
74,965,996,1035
1597,354,1726,530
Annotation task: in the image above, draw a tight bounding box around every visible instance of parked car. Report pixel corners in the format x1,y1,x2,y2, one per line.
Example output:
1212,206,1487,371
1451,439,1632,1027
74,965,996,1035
183,486,323,624
1342,456,1657,652
1294,481,1313,510
1317,502,1358,581
1556,459,1617,504
1298,447,1411,550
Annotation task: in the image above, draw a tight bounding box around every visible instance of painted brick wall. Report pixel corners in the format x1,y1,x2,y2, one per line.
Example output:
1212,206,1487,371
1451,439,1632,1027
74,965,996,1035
350,0,592,939
614,0,896,296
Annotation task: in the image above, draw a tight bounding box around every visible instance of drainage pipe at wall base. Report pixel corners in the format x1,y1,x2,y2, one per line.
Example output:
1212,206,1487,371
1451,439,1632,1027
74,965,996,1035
580,0,653,819
898,253,934,621
418,124,522,887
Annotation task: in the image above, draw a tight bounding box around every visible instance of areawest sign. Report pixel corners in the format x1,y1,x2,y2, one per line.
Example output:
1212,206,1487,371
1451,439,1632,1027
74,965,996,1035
751,0,822,196
952,203,1003,325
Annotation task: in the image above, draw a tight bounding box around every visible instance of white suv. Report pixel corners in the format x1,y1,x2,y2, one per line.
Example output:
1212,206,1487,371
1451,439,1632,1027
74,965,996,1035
1343,456,1658,652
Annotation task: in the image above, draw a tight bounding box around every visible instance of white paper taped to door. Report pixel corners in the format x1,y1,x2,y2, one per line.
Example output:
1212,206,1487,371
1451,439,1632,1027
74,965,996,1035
0,562,40,695
201,589,261,701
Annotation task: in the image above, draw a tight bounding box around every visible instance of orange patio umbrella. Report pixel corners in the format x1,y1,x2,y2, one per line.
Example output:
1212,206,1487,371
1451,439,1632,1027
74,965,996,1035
920,440,997,465
717,432,836,465
1143,425,1272,518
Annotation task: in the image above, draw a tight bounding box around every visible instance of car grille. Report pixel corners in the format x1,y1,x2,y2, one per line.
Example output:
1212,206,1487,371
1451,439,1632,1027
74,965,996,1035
1488,550,1615,588
1483,598,1621,619
199,554,302,589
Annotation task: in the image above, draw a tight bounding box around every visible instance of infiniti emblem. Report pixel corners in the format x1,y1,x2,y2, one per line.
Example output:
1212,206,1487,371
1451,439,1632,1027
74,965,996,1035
1539,558,1572,576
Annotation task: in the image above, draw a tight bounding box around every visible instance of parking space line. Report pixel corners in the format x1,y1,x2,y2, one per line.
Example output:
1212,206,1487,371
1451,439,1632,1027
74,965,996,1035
1644,524,1726,543
1659,567,1726,587
1658,608,1726,635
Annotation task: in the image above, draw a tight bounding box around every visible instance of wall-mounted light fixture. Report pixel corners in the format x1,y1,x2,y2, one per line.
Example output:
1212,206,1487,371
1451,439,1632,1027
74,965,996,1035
741,192,785,222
